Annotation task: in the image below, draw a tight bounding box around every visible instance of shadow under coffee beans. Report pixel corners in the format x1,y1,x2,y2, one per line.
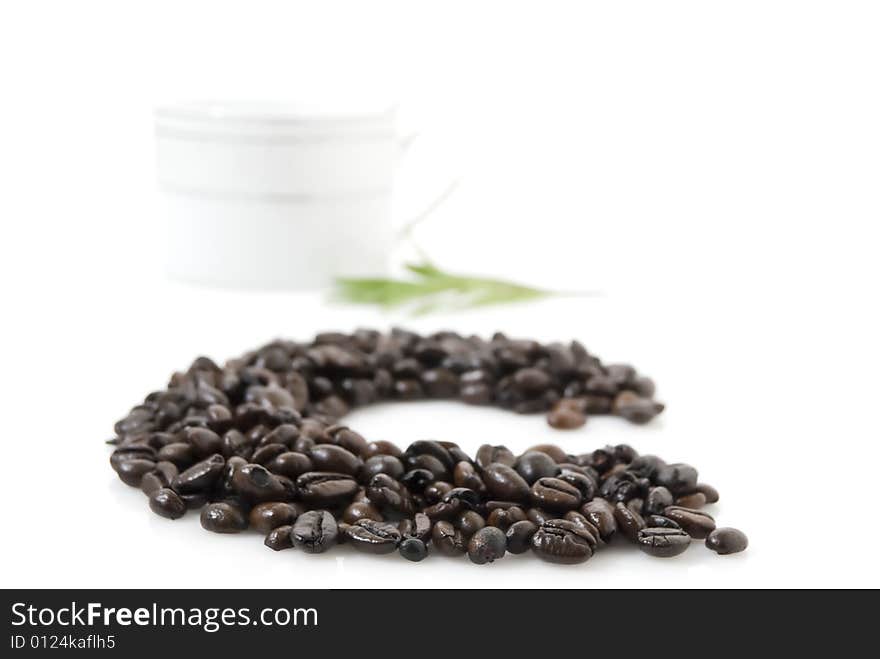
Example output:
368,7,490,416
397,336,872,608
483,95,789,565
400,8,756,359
108,329,747,564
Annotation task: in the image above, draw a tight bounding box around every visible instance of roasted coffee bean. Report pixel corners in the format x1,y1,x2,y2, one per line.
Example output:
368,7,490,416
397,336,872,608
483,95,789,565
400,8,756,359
362,440,404,459
506,520,538,554
527,507,554,526
483,464,530,502
405,454,451,481
200,502,247,533
475,444,515,470
456,510,486,537
172,454,225,494
467,527,507,564
251,443,287,466
613,391,664,424
531,519,596,564
185,427,223,458
655,463,699,494
486,505,527,530
705,527,748,555
547,400,587,429
363,455,405,481
696,483,720,504
114,458,157,487
140,461,178,496
343,501,383,524
645,486,674,515
249,502,301,534
531,477,582,511
411,513,432,541
231,464,288,502
264,525,294,551
298,472,359,507
400,469,435,493
676,492,707,509
645,515,681,529
637,527,691,558
367,473,413,513
453,461,486,493
346,519,402,554
149,488,186,519
308,444,363,476
432,521,466,556
556,470,596,501
581,499,617,540
291,510,338,553
526,444,569,463
515,451,560,484
664,506,716,539
399,537,429,562
461,383,492,405
614,501,646,542
267,452,313,479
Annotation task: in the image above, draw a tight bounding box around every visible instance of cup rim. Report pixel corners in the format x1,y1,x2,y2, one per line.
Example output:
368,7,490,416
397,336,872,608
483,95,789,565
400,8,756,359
155,100,397,126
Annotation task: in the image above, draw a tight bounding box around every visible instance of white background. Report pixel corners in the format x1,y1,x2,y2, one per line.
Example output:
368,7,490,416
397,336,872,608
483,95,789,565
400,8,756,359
1,0,878,588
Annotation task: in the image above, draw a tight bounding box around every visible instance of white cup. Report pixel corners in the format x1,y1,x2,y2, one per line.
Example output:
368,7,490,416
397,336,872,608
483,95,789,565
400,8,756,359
156,101,400,289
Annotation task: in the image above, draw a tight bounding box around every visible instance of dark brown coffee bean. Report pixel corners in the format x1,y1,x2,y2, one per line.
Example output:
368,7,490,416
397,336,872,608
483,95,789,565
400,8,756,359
308,444,363,476
268,451,313,479
614,501,646,542
486,505,527,531
706,527,748,555
531,519,596,564
696,483,720,504
346,519,402,554
431,520,466,556
231,463,288,502
456,510,486,537
547,400,587,429
515,451,560,484
399,537,429,562
505,520,538,554
149,488,186,519
362,455,405,481
645,514,681,529
467,526,507,564
343,501,383,524
580,499,617,540
645,486,674,515
525,444,569,463
264,525,294,551
676,492,707,509
453,461,486,493
249,502,301,534
460,383,492,405
291,510,337,553
184,427,223,458
297,472,359,507
200,502,247,533
637,527,691,557
531,477,582,511
483,464,530,502
664,506,716,539
172,454,225,494
613,391,664,424
475,445,515,470
140,461,178,496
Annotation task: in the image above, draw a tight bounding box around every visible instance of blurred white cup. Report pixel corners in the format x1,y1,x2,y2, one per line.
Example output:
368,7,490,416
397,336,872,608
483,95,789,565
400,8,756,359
155,101,400,289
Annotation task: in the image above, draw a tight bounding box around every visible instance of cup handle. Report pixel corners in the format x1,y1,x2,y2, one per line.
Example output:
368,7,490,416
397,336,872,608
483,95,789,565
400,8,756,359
394,132,460,256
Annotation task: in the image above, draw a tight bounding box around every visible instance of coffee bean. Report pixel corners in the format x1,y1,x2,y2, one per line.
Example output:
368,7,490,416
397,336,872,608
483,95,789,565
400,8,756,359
531,477,583,511
264,525,294,551
613,501,646,542
249,502,301,534
475,445,515,470
149,488,186,519
173,454,225,494
655,463,699,494
346,519,402,554
663,506,716,539
581,499,617,540
297,472,359,507
505,520,538,554
637,527,691,557
486,505,527,531
363,455,405,481
267,452,313,479
483,464,530,502
531,519,596,564
231,463,288,502
515,451,560,484
308,444,363,476
399,537,429,562
696,483,720,504
645,515,681,529
292,510,338,553
467,527,507,564
456,510,486,537
200,502,247,533
343,501,383,524
705,527,748,555
676,492,707,509
432,521,466,556
547,400,587,429
644,486,674,515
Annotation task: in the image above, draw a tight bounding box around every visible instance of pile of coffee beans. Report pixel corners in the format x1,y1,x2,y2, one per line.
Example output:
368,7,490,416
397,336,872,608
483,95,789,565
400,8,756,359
108,328,746,564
